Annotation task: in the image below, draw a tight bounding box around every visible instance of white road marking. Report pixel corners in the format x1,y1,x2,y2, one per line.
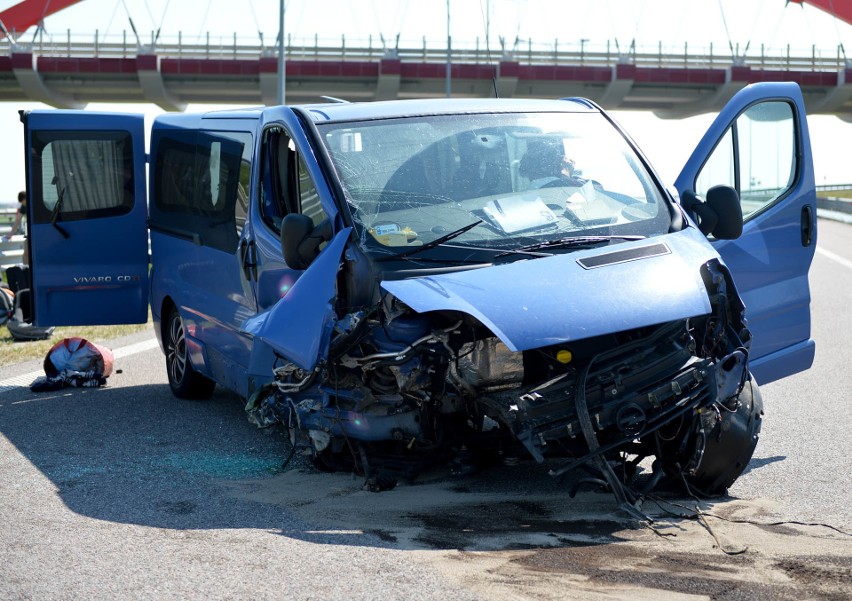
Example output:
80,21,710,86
816,246,852,271
0,337,159,394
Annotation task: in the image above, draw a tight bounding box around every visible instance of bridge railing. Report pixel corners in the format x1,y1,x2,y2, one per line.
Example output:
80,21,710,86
2,31,849,72
0,209,24,271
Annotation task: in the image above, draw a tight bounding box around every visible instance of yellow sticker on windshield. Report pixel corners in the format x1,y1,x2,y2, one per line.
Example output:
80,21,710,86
369,225,418,246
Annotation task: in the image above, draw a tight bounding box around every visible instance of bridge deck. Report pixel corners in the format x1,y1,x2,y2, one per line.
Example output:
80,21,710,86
2,37,851,118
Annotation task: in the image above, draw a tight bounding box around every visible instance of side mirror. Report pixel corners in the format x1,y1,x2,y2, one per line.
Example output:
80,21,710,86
680,186,743,240
281,214,333,270
705,186,742,240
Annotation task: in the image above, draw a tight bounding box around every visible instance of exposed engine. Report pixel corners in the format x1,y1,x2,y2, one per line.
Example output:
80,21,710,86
246,259,763,504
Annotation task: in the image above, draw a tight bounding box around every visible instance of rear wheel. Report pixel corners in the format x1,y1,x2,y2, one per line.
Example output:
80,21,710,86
165,307,215,399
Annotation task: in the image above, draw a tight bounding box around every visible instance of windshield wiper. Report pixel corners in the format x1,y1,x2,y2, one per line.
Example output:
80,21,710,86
375,219,483,262
493,235,645,259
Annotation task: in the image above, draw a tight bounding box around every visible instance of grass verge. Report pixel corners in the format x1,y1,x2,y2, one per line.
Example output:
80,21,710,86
0,320,154,367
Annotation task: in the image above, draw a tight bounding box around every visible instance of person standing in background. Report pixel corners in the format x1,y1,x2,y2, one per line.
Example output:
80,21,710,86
10,190,26,235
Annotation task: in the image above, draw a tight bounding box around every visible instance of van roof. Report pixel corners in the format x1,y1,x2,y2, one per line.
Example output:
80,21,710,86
152,97,598,128
298,97,598,123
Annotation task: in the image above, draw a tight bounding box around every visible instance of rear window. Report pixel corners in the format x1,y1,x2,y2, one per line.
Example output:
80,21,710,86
30,131,135,224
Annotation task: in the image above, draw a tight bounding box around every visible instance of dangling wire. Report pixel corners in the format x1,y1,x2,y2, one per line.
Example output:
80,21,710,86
630,0,647,52
153,0,170,44
514,0,529,49
102,0,122,41
371,0,407,51
801,1,818,47
248,0,263,46
479,0,490,54
606,0,621,55
141,0,157,28
393,0,409,40
717,0,737,59
766,0,789,50
479,0,498,97
740,0,769,56
193,0,213,45
825,0,846,58
121,0,141,46
30,0,53,38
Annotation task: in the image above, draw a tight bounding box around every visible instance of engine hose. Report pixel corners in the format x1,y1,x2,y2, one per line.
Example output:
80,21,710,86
357,320,463,367
274,369,316,393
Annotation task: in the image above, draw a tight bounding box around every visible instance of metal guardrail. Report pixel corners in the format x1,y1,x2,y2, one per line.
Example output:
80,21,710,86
2,31,850,72
0,236,25,269
815,185,852,216
0,208,24,270
816,184,852,192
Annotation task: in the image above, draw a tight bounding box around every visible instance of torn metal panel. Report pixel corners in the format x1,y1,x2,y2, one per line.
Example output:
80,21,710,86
243,228,352,373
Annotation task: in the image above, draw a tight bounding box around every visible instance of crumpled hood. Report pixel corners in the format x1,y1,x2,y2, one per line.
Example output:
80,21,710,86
381,229,719,351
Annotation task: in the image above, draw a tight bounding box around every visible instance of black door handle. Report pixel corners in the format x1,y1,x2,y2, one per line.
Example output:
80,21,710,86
801,205,814,247
240,239,257,280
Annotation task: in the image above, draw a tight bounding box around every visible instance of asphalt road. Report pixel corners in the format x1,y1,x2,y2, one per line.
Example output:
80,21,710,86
1,218,850,600
733,218,852,530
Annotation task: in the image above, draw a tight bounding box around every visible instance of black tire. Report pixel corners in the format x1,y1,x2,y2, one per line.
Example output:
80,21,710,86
687,376,764,495
165,307,215,400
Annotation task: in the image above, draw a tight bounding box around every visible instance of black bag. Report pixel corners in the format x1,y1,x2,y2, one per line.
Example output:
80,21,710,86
5,265,29,293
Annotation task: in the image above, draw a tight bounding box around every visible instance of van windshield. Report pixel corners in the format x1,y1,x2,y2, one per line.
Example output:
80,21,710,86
318,111,673,260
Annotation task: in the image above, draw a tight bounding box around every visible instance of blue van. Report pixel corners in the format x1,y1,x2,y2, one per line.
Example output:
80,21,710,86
21,82,815,502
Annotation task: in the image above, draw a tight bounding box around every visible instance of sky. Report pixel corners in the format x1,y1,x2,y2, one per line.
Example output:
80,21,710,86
2,0,852,203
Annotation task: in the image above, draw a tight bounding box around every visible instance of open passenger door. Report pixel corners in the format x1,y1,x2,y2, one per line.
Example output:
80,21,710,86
21,110,149,326
675,82,816,385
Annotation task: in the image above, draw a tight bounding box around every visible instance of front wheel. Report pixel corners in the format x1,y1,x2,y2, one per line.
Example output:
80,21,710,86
654,375,764,496
687,376,764,495
165,307,215,400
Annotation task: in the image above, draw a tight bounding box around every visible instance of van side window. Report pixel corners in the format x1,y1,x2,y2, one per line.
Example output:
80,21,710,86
151,130,252,253
235,140,252,237
30,131,134,223
298,154,326,229
260,127,327,234
695,100,796,221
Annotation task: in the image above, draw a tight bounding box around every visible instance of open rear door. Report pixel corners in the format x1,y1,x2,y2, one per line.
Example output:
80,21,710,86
21,110,149,326
675,82,816,385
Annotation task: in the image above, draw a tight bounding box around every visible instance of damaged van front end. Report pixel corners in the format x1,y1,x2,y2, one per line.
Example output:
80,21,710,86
247,236,760,499
242,102,766,501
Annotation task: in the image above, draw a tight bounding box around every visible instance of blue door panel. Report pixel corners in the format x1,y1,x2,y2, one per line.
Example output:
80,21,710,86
23,110,149,326
675,82,816,385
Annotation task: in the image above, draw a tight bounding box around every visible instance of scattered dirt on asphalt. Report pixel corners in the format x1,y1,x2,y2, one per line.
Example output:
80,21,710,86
221,462,852,600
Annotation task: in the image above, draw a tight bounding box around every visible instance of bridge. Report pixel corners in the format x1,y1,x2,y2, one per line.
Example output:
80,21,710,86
2,0,852,119
3,32,852,119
